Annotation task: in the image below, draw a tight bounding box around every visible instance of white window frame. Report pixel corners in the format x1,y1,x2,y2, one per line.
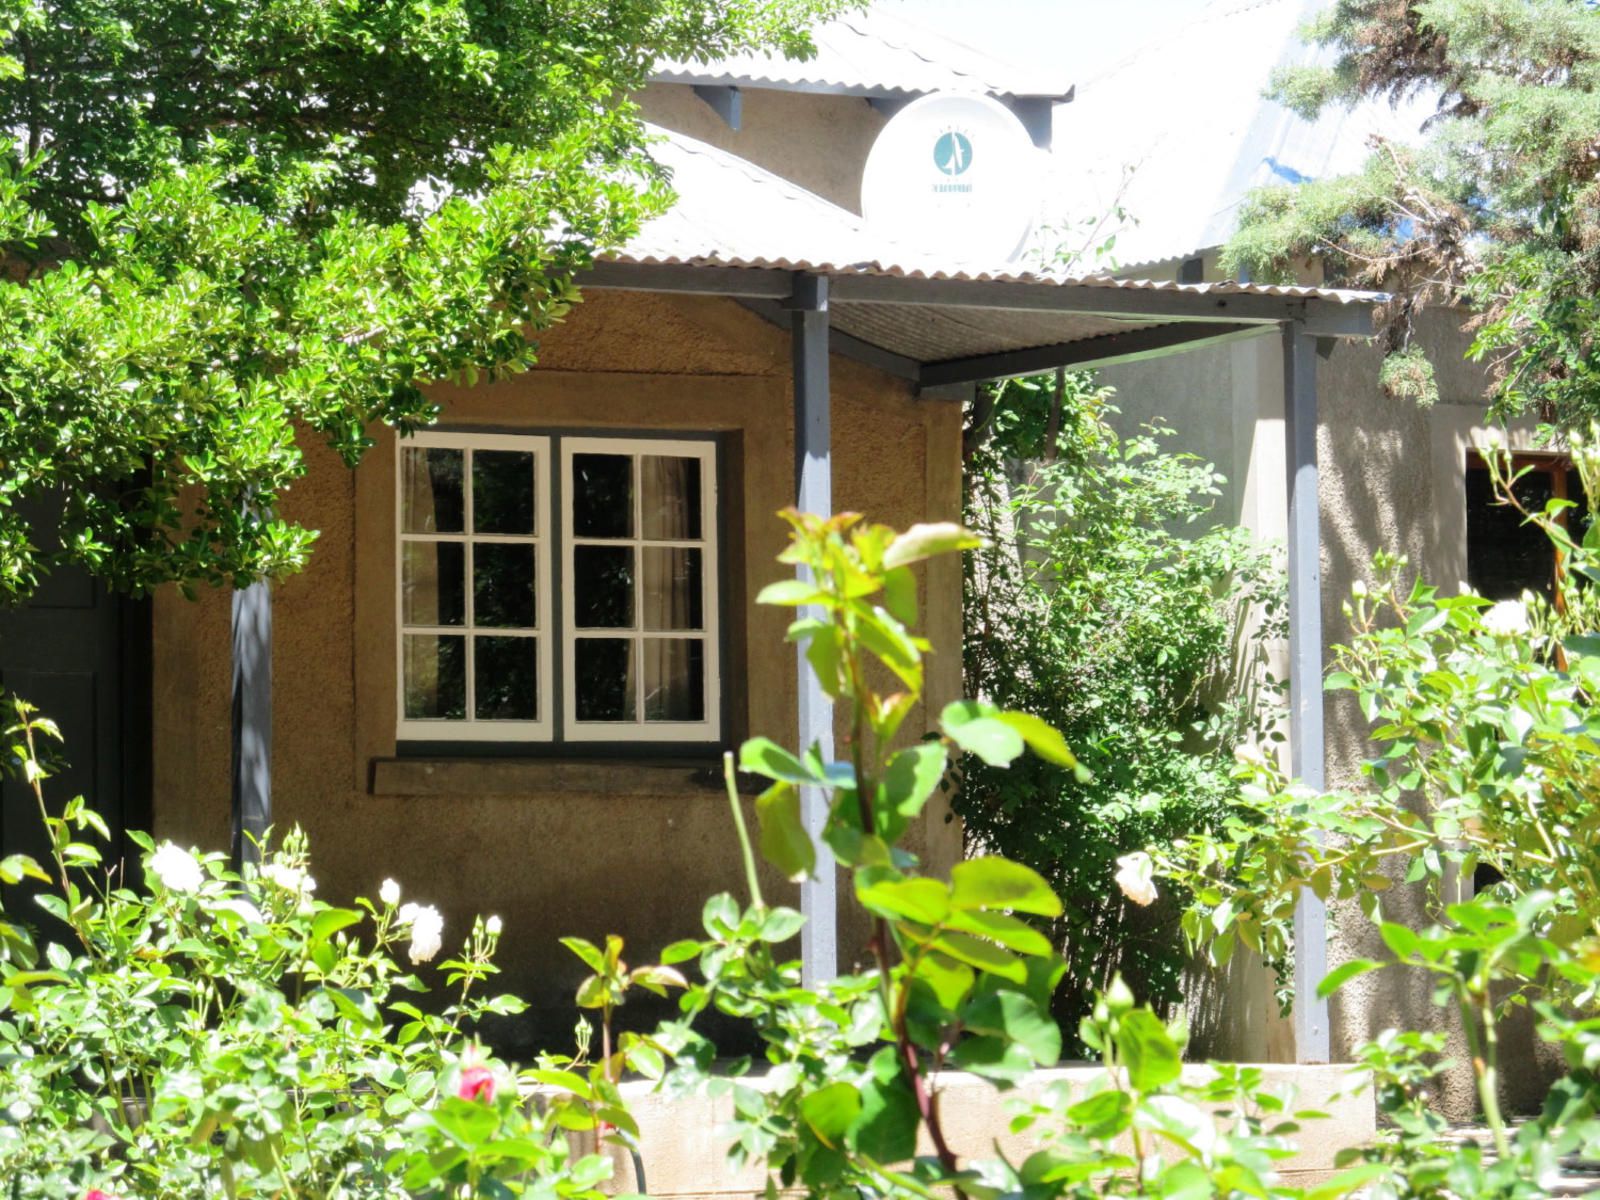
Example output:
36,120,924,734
395,431,554,742
560,437,721,743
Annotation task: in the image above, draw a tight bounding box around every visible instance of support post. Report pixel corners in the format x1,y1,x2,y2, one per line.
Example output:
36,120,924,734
789,272,838,986
1283,321,1330,1063
230,580,272,869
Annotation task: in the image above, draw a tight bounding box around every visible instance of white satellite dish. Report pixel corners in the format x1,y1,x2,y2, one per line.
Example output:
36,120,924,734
861,91,1044,265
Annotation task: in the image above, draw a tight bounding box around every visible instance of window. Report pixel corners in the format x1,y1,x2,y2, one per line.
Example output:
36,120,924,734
1465,452,1590,602
396,432,719,745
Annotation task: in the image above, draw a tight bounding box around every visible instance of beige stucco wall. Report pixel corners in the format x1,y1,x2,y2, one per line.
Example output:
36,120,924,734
1101,308,1565,1117
635,83,885,213
151,289,964,1053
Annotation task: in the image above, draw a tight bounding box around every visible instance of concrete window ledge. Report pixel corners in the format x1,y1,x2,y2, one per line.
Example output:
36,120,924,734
368,757,762,798
552,1064,1376,1196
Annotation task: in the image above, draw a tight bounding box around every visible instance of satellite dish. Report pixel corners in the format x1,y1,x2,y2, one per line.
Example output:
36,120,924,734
861,92,1044,265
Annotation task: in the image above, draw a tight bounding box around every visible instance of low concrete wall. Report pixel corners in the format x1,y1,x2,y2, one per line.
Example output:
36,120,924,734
588,1064,1374,1197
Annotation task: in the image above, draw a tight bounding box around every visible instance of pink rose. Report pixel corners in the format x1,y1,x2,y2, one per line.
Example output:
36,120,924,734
458,1064,495,1103
85,1191,117,1200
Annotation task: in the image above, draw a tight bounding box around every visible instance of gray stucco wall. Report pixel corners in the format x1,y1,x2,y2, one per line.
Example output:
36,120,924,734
1098,309,1564,1118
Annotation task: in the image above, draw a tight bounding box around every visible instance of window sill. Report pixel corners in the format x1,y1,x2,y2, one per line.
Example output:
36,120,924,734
369,756,761,798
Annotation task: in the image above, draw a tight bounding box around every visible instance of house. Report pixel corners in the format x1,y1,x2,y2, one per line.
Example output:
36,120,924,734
0,6,1379,1078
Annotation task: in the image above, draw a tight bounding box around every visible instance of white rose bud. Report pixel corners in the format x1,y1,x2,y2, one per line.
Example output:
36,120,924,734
1482,599,1529,638
1114,852,1159,908
486,915,503,936
379,878,401,906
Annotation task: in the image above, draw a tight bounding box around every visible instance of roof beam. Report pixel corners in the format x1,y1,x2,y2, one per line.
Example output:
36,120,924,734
692,84,742,130
583,261,1376,338
738,298,922,382
917,322,1266,387
828,273,1375,337
1005,96,1053,150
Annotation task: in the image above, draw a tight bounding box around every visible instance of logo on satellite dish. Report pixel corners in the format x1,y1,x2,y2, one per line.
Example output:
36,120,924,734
932,126,974,193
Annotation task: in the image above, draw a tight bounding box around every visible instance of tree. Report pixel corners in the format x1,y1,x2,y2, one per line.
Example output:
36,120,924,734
1222,0,1600,423
0,0,849,600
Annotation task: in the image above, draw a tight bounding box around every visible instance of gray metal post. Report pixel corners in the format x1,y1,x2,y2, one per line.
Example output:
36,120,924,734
231,580,272,869
790,272,838,985
1283,321,1330,1063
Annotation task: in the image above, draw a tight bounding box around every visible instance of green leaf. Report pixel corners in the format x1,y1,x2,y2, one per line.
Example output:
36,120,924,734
929,931,1026,983
961,990,1061,1065
759,906,805,943
560,937,606,974
1379,922,1421,960
883,522,982,568
950,856,1063,917
1317,958,1383,999
798,1080,861,1148
311,907,362,944
755,579,826,607
1116,1009,1182,1091
755,782,815,882
851,1051,919,1163
739,737,818,784
946,908,1054,957
881,565,917,625
660,939,702,964
994,711,1077,768
879,743,947,836
940,699,1024,767
856,875,951,925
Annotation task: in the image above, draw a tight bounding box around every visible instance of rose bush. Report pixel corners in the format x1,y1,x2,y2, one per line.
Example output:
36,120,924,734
0,705,642,1199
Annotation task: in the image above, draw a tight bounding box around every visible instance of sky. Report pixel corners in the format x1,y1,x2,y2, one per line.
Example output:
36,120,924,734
894,0,1216,77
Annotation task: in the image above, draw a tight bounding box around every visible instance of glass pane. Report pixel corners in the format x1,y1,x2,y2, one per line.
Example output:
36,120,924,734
1467,466,1557,600
475,636,538,721
575,638,636,721
474,543,536,628
644,639,705,722
401,447,464,533
642,547,703,630
401,542,464,626
573,545,634,628
403,634,465,719
474,450,536,535
641,455,702,540
573,454,633,538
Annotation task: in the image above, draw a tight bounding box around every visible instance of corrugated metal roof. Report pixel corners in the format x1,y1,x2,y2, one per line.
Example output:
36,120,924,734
1046,0,1433,272
622,125,1378,305
651,7,1072,100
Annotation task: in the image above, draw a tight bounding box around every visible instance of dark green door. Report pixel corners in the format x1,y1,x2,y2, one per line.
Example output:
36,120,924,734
0,501,149,941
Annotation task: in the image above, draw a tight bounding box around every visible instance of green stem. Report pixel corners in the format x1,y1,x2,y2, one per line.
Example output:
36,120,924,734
723,752,764,909
1458,990,1509,1160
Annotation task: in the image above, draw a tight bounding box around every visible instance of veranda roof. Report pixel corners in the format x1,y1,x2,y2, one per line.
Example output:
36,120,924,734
589,127,1381,387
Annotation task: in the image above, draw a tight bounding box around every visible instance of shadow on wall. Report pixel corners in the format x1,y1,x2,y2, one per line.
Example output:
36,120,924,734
1315,311,1562,1119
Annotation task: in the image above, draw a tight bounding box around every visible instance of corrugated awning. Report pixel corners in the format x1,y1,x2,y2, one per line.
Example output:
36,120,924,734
588,127,1381,386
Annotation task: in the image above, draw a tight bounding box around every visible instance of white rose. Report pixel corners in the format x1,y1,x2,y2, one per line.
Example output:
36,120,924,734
379,878,401,906
485,915,503,936
1114,852,1159,908
260,861,316,898
1482,598,1530,638
406,905,444,965
148,843,204,894
398,902,420,925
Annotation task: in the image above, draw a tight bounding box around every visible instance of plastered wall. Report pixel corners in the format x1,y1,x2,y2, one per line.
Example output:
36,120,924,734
635,84,886,213
151,289,965,1052
1101,309,1565,1116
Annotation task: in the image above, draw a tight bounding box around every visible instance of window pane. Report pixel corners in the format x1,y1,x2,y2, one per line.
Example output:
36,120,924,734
474,450,536,535
403,634,465,719
401,447,464,533
1467,466,1557,600
402,542,465,626
641,547,703,630
575,638,636,721
474,543,537,628
475,636,538,720
641,456,702,540
573,545,635,628
573,454,633,538
644,639,705,722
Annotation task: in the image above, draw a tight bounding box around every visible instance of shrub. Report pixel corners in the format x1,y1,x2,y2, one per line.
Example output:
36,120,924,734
961,372,1284,1038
